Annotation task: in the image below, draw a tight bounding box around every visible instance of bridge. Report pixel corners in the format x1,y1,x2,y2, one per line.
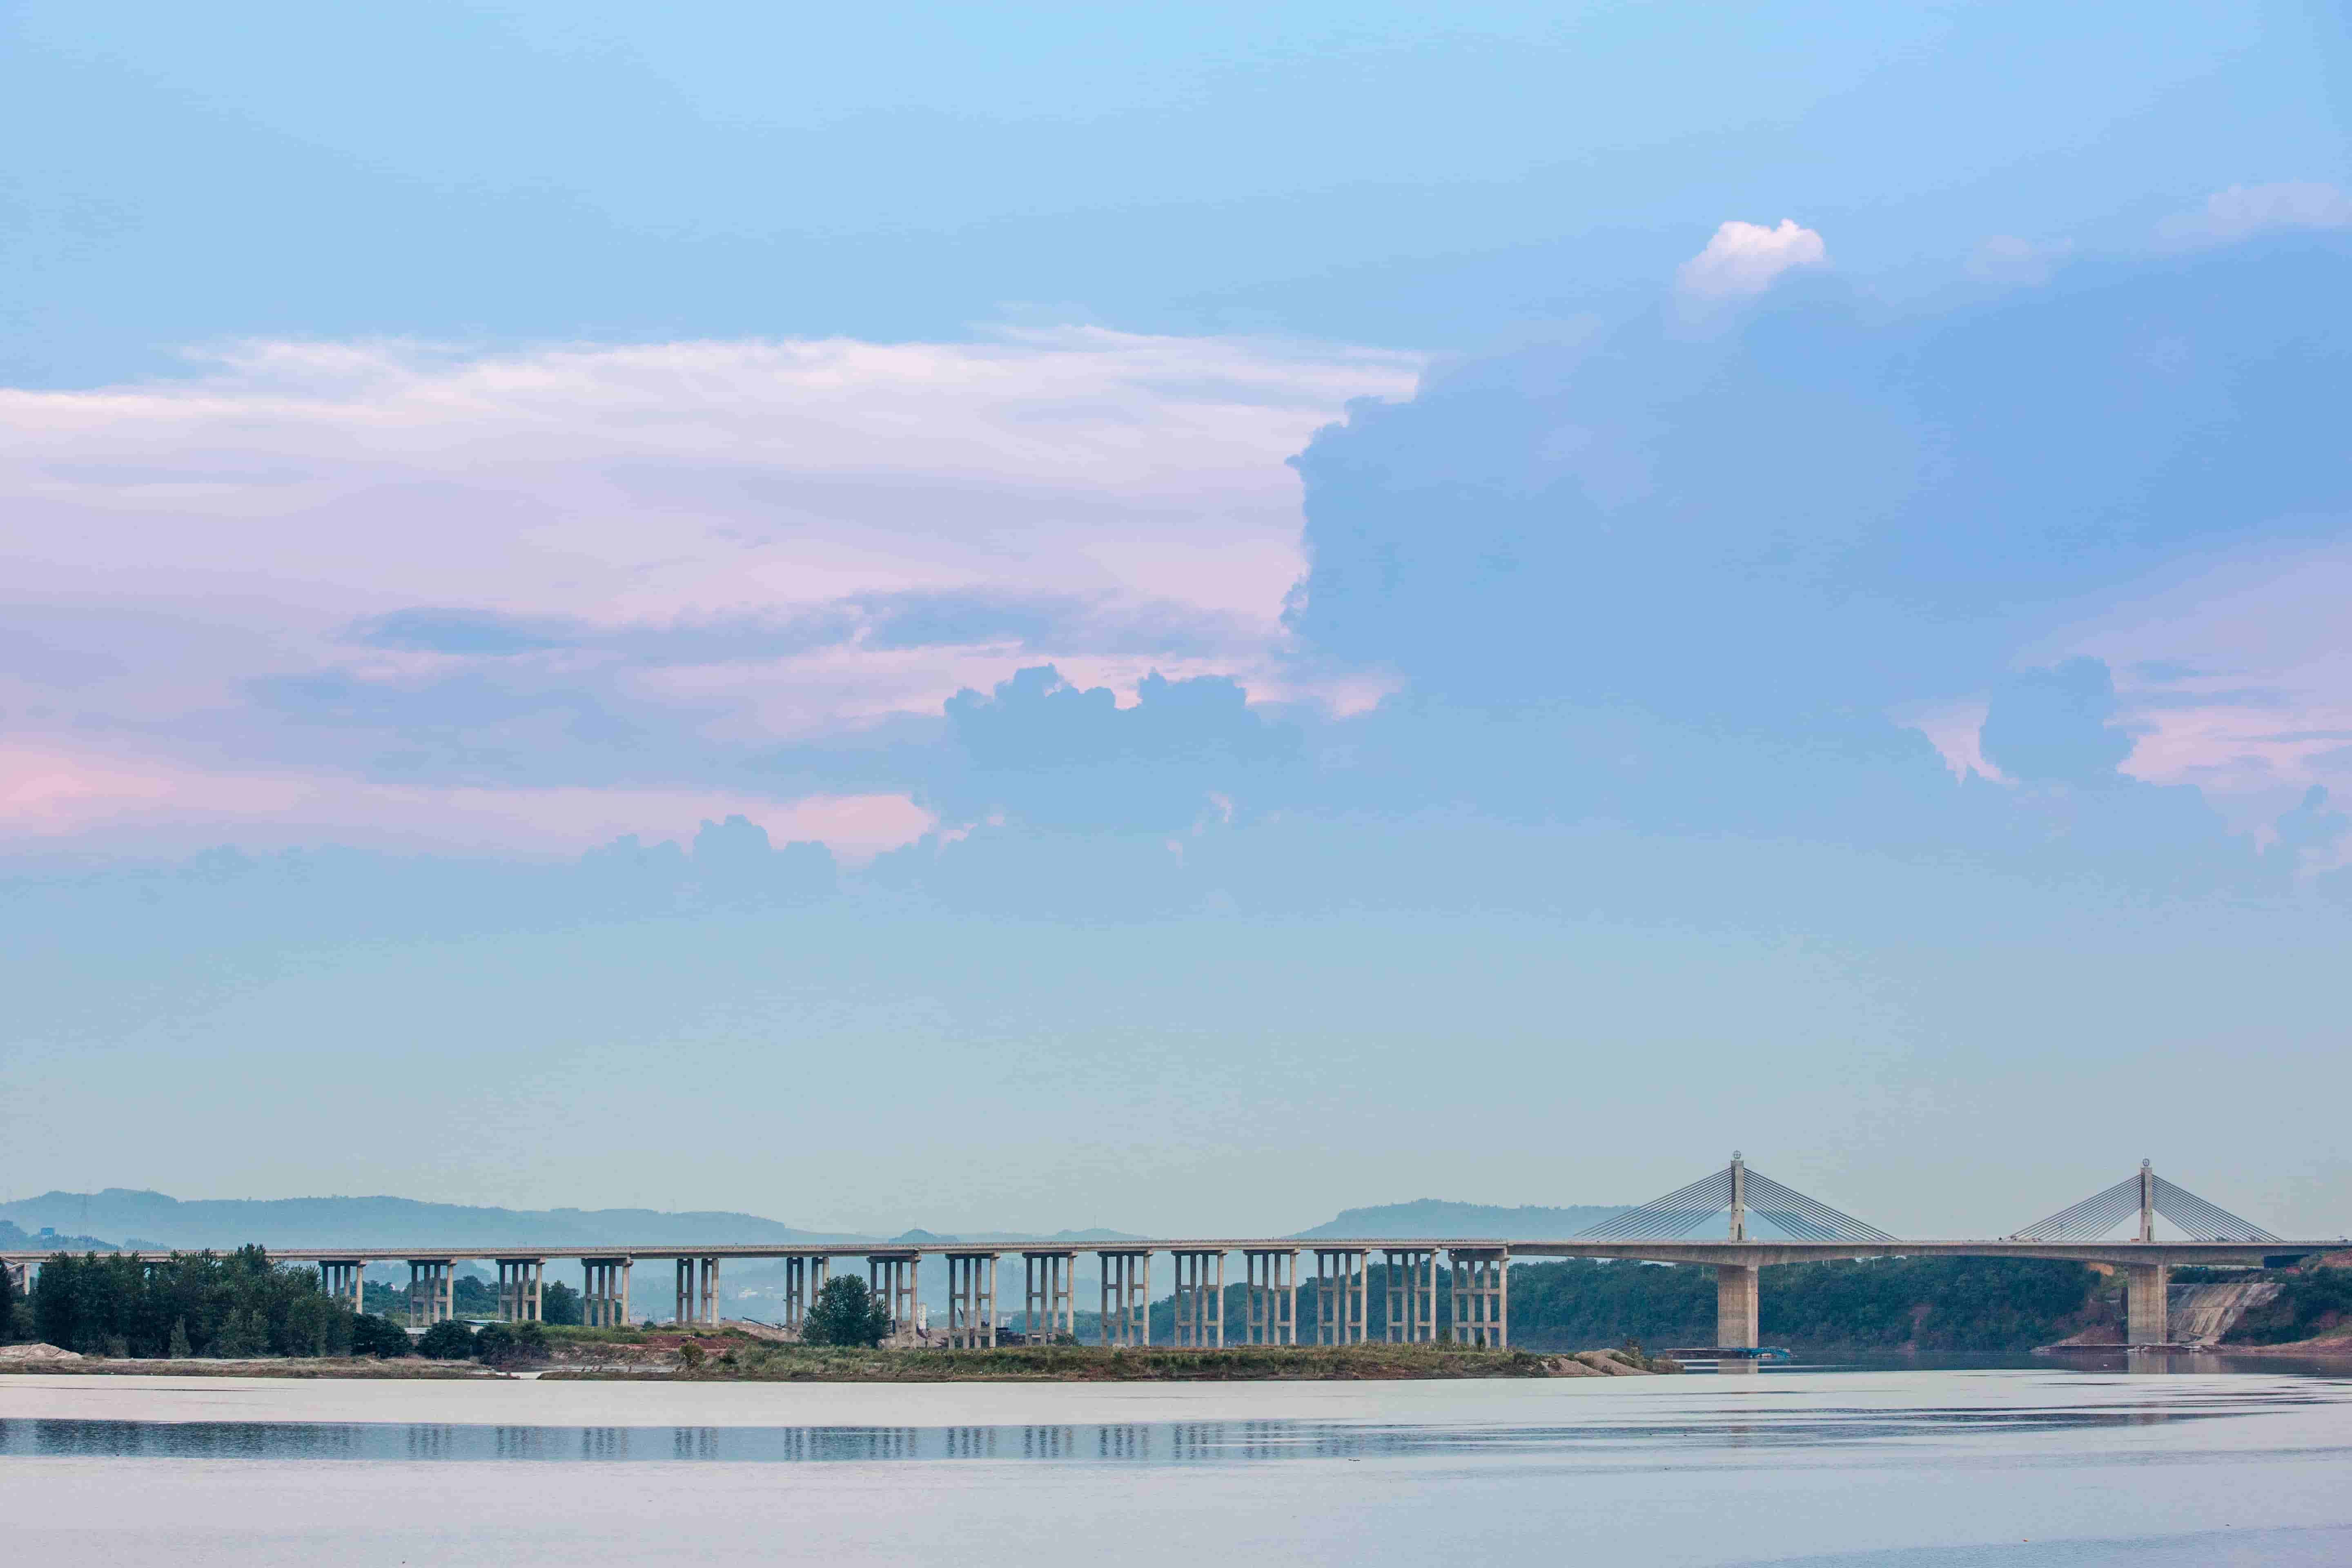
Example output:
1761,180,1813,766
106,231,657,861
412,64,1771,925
4,1160,2331,1361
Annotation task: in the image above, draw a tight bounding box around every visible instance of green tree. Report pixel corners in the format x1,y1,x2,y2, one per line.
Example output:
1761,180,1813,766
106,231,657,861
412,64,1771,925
803,1274,891,1348
168,1318,192,1359
350,1313,414,1359
216,1306,264,1358
416,1319,477,1360
542,1281,584,1325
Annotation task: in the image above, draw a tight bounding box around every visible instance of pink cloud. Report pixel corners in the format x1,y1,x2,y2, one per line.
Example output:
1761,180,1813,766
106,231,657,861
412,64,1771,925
0,328,1417,858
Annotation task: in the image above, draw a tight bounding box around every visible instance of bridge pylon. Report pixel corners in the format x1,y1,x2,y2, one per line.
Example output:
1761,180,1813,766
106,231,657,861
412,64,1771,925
1577,1154,1895,1370
2013,1163,2283,1346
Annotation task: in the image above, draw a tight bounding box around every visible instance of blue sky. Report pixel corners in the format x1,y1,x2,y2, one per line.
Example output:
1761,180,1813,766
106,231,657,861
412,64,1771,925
3,2,2350,1239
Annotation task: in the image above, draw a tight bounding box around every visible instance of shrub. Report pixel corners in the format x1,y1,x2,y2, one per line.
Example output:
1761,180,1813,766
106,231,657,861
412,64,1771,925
803,1275,893,1348
416,1319,477,1360
474,1321,550,1368
350,1313,414,1358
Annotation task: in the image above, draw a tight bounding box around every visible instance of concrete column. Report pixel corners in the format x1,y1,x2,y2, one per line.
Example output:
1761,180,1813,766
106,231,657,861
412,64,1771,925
867,1254,919,1339
947,1253,999,1348
1448,1250,1509,1347
1383,1249,1437,1342
1314,1250,1366,1345
1171,1252,1225,1347
1716,1263,1760,1373
675,1258,691,1327
699,1257,720,1326
1097,1250,1150,1346
2126,1263,2171,1346
584,1257,631,1326
409,1261,453,1326
320,1261,365,1315
1023,1251,1075,1341
1244,1250,1297,1345
783,1255,825,1334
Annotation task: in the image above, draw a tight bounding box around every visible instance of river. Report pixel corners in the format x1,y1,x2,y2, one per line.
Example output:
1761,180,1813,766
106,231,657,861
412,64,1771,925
4,1362,2349,1565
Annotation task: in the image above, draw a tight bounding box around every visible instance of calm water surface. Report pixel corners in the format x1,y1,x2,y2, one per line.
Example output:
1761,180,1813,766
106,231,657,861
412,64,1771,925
4,1365,2349,1566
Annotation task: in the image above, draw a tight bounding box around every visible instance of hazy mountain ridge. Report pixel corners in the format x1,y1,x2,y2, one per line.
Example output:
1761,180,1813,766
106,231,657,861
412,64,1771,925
3,1189,1613,1253
0,1189,859,1250
1293,1199,1629,1239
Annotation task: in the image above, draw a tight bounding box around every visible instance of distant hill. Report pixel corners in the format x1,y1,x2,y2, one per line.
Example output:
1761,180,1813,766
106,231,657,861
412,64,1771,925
1,1188,1612,1256
1293,1199,1628,1240
0,1189,866,1252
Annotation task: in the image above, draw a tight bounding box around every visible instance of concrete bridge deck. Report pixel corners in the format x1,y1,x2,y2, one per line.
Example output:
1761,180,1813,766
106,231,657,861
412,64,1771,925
7,1238,2331,1357
2,1238,2325,1266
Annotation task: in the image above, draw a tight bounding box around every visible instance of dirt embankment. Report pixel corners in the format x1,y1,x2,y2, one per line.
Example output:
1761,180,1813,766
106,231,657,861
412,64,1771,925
2,1328,1684,1382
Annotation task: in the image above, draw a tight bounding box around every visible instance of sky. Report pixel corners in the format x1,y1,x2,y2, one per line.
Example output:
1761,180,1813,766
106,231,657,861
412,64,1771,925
3,1,2350,1242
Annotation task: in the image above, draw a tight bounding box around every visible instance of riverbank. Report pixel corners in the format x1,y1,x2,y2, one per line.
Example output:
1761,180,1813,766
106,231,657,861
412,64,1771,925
0,1335,1676,1382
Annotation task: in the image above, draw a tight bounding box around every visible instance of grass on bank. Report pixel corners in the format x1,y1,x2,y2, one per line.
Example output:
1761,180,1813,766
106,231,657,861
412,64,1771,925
544,1334,1570,1381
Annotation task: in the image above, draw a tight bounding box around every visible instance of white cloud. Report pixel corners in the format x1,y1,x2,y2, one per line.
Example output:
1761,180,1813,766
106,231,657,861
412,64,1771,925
0,327,1420,857
2157,182,2352,247
1966,234,2074,286
1675,219,1828,300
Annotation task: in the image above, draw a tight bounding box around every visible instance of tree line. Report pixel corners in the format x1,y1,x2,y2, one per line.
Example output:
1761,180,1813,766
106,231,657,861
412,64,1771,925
1126,1256,2112,1351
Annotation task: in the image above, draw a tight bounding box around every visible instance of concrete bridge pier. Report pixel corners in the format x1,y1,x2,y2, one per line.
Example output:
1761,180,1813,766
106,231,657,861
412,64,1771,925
318,1259,365,1314
1098,1250,1152,1346
674,1256,720,1328
1717,1263,1760,1373
780,1254,828,1335
407,1260,454,1327
1244,1249,1298,1345
867,1253,919,1338
1449,1249,1510,1348
2127,1263,2171,1345
582,1257,632,1327
1022,1251,1076,1342
947,1252,999,1348
1314,1249,1368,1345
496,1258,545,1322
1383,1249,1438,1342
1171,1250,1225,1347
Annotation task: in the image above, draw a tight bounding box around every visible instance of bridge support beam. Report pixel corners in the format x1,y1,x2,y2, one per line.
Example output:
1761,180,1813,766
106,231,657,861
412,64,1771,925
1315,1249,1368,1345
868,1253,919,1339
1023,1251,1075,1342
1449,1249,1510,1347
582,1257,632,1327
1717,1263,1760,1373
407,1260,454,1327
1244,1249,1297,1345
2127,1263,2171,1346
1383,1249,1438,1342
675,1256,719,1327
1171,1251,1225,1347
496,1258,545,1322
1098,1250,1151,1346
947,1253,999,1348
318,1260,365,1314
780,1254,828,1336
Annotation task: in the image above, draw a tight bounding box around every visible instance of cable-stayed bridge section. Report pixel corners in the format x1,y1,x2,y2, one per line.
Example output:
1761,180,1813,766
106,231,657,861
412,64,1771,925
2,1158,2328,1352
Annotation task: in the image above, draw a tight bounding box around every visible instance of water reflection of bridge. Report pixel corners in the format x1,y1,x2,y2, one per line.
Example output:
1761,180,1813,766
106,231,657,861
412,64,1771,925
3,1159,2324,1359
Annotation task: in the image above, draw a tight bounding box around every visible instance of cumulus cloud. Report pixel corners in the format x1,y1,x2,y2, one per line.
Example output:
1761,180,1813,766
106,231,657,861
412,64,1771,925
0,328,1414,857
2158,182,2352,247
1675,218,1828,299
